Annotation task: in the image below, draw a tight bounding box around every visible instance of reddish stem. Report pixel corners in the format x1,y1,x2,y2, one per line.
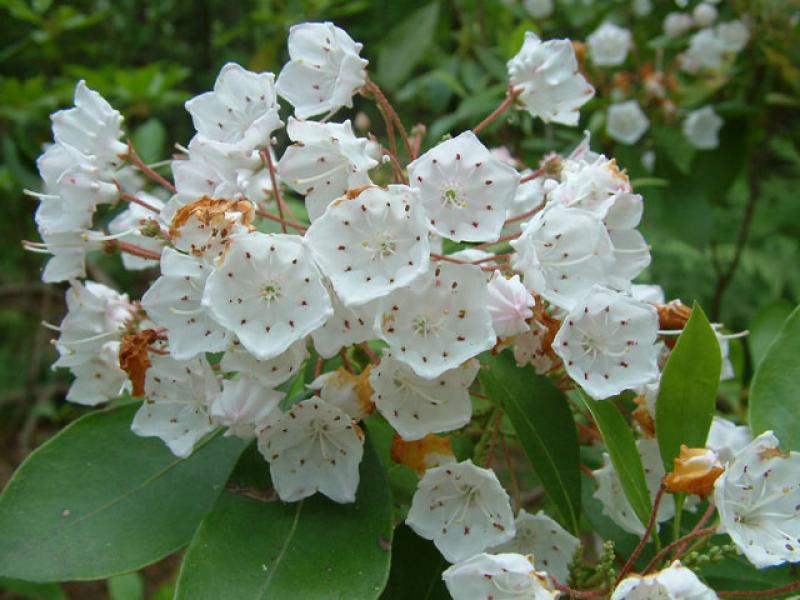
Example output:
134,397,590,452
617,483,667,582
473,89,519,134
474,231,522,251
127,142,176,193
641,527,717,575
718,581,800,598
549,579,608,599
260,149,286,234
118,189,162,214
504,203,544,225
255,209,307,233
365,80,413,160
108,240,162,261
359,342,379,364
672,501,717,561
520,165,547,183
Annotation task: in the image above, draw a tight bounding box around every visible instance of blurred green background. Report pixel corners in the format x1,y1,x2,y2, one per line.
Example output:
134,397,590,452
0,0,798,596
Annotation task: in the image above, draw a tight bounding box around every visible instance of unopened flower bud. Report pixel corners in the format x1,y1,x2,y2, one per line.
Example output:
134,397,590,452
390,432,455,474
354,111,370,132
664,445,724,497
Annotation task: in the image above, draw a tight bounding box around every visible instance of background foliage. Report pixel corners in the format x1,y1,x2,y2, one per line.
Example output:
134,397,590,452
0,0,798,597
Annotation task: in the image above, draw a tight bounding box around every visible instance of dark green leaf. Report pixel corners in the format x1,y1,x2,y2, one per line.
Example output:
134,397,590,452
381,525,448,600
108,572,144,600
577,391,651,528
749,305,800,451
0,404,246,582
174,437,394,600
376,3,439,90
0,578,67,600
749,300,794,368
480,352,581,534
131,118,166,164
656,303,721,469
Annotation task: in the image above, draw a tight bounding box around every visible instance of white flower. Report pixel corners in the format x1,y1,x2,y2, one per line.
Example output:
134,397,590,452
523,0,553,18
310,283,378,358
632,0,653,17
681,29,725,72
510,203,615,310
491,509,580,584
714,431,800,568
202,232,333,360
611,561,717,599
487,271,535,338
257,397,364,503
554,286,659,400
131,354,219,458
716,20,749,53
28,229,105,283
548,154,631,220
278,118,379,221
304,185,430,306
692,3,718,27
512,320,555,375
308,368,373,421
506,172,548,224
705,416,751,465
508,32,595,126
443,553,558,600
408,131,520,243
53,281,133,369
209,376,283,439
65,341,127,406
587,23,633,67
406,460,515,562
276,22,368,119
220,338,308,388
50,81,127,170
663,12,693,37
141,248,232,360
108,194,166,270
607,101,649,145
631,284,665,305
593,438,676,536
603,193,651,289
375,263,496,379
369,351,479,440
185,63,282,151
172,136,273,204
682,106,723,150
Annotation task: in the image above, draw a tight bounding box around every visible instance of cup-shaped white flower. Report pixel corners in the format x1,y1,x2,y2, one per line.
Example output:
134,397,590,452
108,194,166,271
278,118,379,220
549,154,631,220
507,32,595,126
593,438,675,535
29,229,105,283
141,248,232,360
308,369,373,421
369,351,479,440
611,561,717,600
682,106,723,150
305,185,430,306
51,81,127,170
375,262,496,379
310,283,378,358
554,286,659,400
209,376,283,439
714,431,800,568
487,271,535,338
185,63,282,151
716,20,749,53
491,509,580,584
219,338,308,388
664,12,693,38
257,397,364,503
406,459,515,562
693,3,718,27
705,416,751,465
202,232,333,361
407,131,520,243
607,101,649,145
131,354,219,458
66,341,127,406
681,29,725,73
513,320,555,375
587,23,633,66
511,203,616,310
276,22,368,119
443,553,557,600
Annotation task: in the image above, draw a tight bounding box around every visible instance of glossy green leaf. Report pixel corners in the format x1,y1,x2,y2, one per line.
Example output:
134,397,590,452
749,300,794,368
480,352,581,534
577,391,651,528
656,303,721,469
174,438,394,600
0,404,246,582
381,525,448,600
376,3,439,90
0,578,67,600
749,305,800,451
108,572,144,600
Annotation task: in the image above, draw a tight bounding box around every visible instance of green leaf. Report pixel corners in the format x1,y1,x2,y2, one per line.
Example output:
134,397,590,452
174,438,394,600
749,305,800,451
0,578,66,600
381,525,448,600
749,300,794,368
0,404,246,582
656,303,721,470
108,572,144,600
376,3,439,90
651,126,696,174
131,118,166,164
480,352,581,534
577,391,651,528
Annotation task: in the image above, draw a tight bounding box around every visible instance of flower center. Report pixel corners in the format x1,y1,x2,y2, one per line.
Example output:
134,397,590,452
364,233,397,260
440,183,467,209
260,280,282,302
412,314,440,337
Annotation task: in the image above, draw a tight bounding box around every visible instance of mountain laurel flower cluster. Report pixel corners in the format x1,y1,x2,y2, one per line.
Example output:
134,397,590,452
17,17,799,600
